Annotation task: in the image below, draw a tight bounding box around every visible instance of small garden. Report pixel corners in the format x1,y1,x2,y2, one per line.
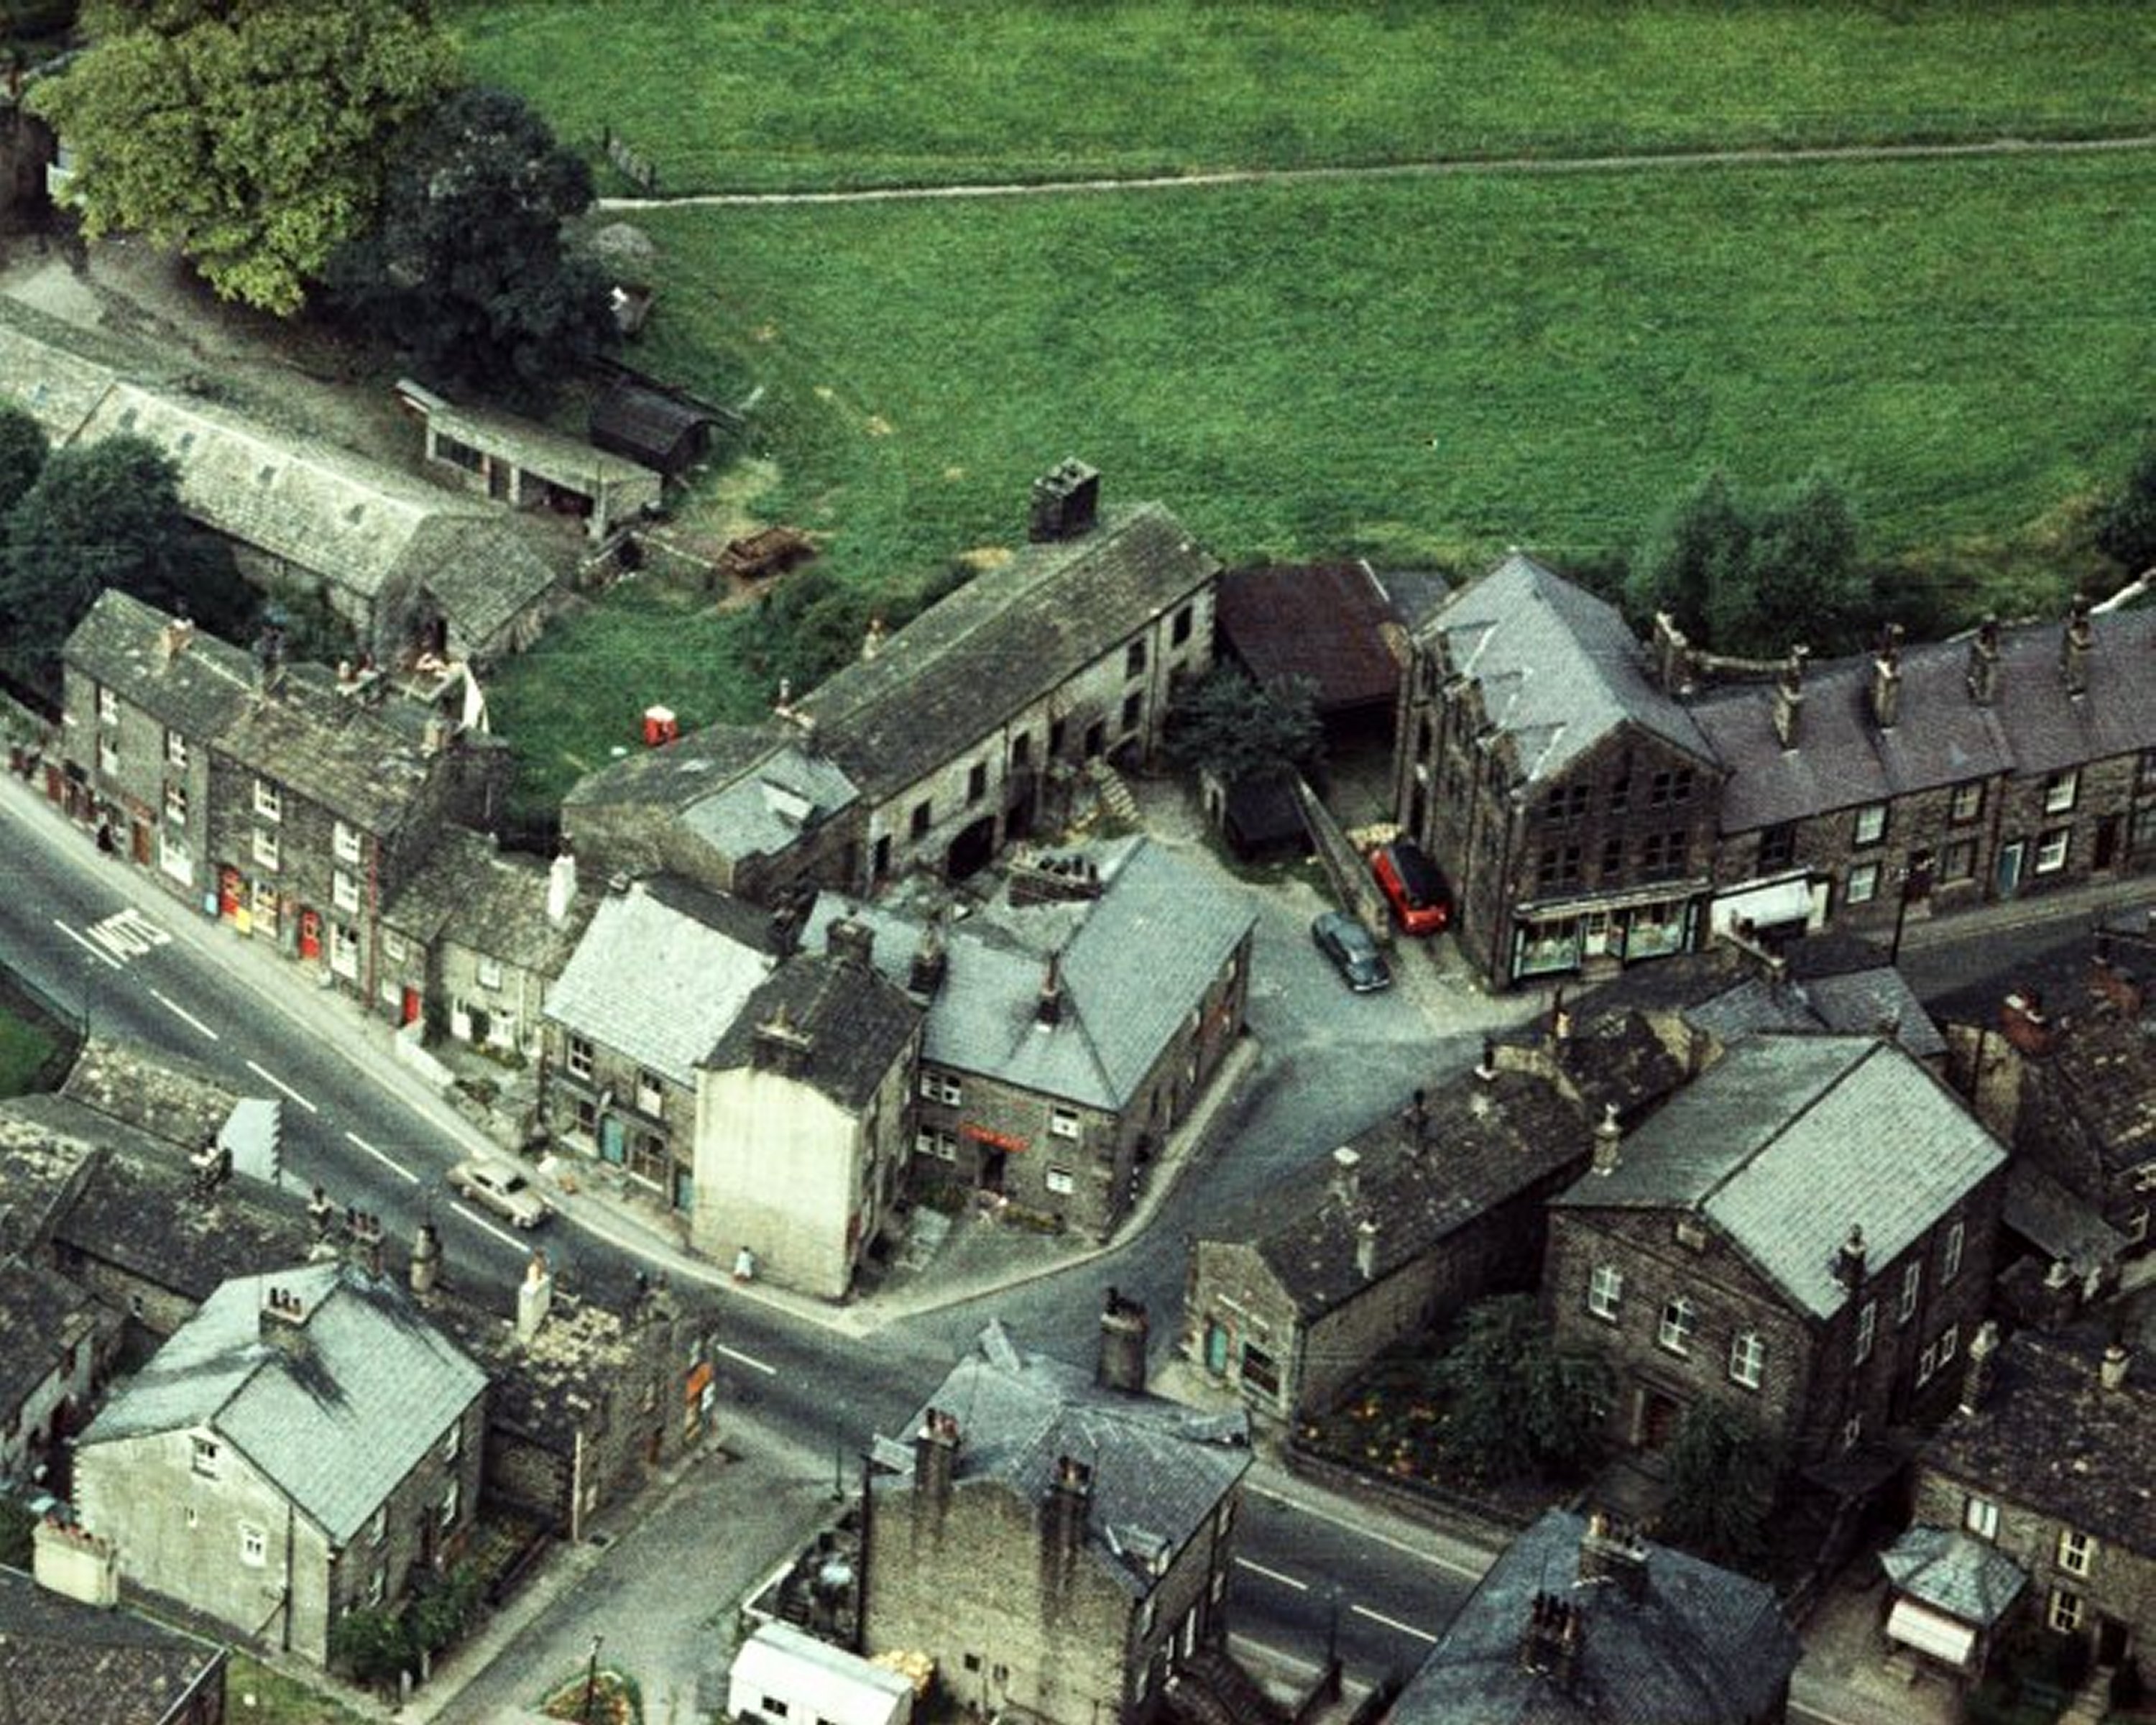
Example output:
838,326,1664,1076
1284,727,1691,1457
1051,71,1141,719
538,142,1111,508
224,1656,374,1725
538,1664,641,1725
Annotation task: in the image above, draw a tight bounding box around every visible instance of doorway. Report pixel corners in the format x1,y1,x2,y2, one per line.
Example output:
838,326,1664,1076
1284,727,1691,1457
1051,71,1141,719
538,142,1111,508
1636,1388,1682,1450
979,1147,1007,1192
2096,815,2122,871
946,814,998,881
1995,839,2027,899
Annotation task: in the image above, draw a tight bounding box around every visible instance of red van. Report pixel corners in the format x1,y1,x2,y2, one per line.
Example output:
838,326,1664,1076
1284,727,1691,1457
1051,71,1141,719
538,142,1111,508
1370,839,1451,936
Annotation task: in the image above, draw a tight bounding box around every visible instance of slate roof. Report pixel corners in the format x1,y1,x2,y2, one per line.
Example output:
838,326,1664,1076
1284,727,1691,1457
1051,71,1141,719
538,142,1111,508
400,512,566,654
879,1321,1249,1598
64,590,258,740
1422,553,1713,784
1692,607,2156,833
1925,1326,2156,1557
803,837,1254,1111
542,877,777,1087
0,1256,103,1425
2001,1160,2127,1274
383,826,591,978
563,721,783,814
2033,1013,2156,1174
677,741,860,865
800,502,1219,801
407,387,660,490
210,665,448,834
0,295,137,441
704,952,920,1109
1230,1070,1591,1318
1881,1524,2028,1628
589,381,719,474
1217,561,1405,713
0,1563,227,1725
80,1262,486,1544
60,1035,244,1156
1553,1036,2004,1319
1388,1509,1800,1725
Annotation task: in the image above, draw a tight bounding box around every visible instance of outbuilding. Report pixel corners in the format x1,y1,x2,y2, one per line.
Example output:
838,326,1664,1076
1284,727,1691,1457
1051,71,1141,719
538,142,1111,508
727,1622,915,1725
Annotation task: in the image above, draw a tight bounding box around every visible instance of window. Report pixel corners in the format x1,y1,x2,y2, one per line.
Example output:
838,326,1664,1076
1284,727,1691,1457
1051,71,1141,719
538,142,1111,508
98,735,124,779
239,1522,267,1566
1940,838,1978,883
1639,831,1684,880
1950,781,1985,824
2050,1588,2085,1634
967,760,988,804
476,955,504,991
1125,640,1147,679
1965,1495,2000,1540
636,1068,665,1116
252,828,280,872
330,922,359,980
1852,803,1888,846
1607,762,1631,817
910,800,932,840
1600,835,1623,879
1649,766,1695,807
2044,768,2080,814
165,729,188,768
1049,717,1067,757
1240,1343,1279,1397
367,1567,387,1608
1010,732,1031,770
2036,827,2070,874
1899,1259,1922,1324
1543,783,1591,824
1537,845,1583,893
1944,1218,1966,1282
1049,1105,1081,1140
1758,822,1797,871
253,778,282,821
164,782,188,827
97,686,119,724
1657,1295,1695,1356
442,1420,461,1463
914,1128,959,1162
1045,1167,1075,1195
332,870,360,914
439,1478,459,1527
1854,1299,1878,1363
1841,1412,1864,1452
1846,861,1879,906
2128,1205,2151,1246
919,1070,963,1107
1172,605,1194,648
333,820,361,865
369,1505,387,1546
1917,1326,1959,1386
1588,1264,1623,1322
191,1436,219,1478
566,1035,594,1081
2058,1529,2095,1577
1729,1330,1766,1389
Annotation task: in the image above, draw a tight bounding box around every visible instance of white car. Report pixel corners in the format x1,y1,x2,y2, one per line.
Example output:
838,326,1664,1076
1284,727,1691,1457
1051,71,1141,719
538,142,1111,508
448,1159,550,1229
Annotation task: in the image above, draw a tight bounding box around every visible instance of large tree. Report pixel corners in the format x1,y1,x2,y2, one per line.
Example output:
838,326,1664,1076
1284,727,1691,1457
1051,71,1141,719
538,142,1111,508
1166,664,1324,788
328,85,615,400
1659,1399,1781,1564
29,0,456,315
2096,436,2156,580
0,402,50,517
1427,1295,1611,1484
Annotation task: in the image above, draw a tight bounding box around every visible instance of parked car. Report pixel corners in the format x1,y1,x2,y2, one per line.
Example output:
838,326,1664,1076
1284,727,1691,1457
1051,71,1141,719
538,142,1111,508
448,1159,550,1229
1370,837,1451,935
1312,911,1392,993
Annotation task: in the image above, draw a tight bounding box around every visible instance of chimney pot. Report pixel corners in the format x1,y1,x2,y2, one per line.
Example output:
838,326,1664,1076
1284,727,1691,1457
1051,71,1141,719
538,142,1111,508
1355,1216,1381,1280
2000,989,2055,1058
1835,1223,1867,1291
1592,1103,1622,1175
2102,1344,2131,1391
1330,1145,1361,1208
1772,645,1808,749
1097,1287,1149,1393
1967,614,2001,706
1036,953,1065,1028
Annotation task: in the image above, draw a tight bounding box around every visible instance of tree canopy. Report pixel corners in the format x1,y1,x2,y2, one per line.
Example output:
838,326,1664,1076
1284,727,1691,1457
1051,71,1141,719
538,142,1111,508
2096,436,2156,581
1166,664,1324,788
1427,1295,1611,1484
328,85,615,400
1659,1399,1781,1564
0,402,51,518
29,0,457,315
1627,466,1869,658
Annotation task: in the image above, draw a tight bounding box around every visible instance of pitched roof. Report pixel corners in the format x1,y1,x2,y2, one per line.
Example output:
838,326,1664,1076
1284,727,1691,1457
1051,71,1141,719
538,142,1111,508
0,1563,227,1725
81,1263,486,1544
803,837,1254,1111
703,952,920,1109
1389,1509,1800,1725
563,721,783,814
800,502,1218,801
1227,1072,1590,1318
60,1035,244,1155
0,1257,103,1424
1554,1036,2004,1319
1924,1326,2156,1558
1422,553,1712,784
383,826,591,978
0,294,137,441
676,741,860,865
63,590,258,739
542,877,777,1086
1693,607,2156,832
1217,561,1406,712
879,1321,1249,1598
2028,1011,2156,1174
1881,1524,2027,1628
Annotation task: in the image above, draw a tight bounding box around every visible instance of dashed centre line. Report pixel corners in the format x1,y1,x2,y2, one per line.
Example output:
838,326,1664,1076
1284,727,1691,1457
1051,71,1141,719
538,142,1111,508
244,1059,319,1114
149,989,220,1041
448,1202,526,1253
1350,1603,1437,1644
52,918,123,971
1234,1557,1310,1592
717,1344,778,1377
344,1131,419,1186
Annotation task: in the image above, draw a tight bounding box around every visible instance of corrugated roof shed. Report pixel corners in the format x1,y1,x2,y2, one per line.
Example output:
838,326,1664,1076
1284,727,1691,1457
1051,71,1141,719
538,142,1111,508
1217,561,1405,714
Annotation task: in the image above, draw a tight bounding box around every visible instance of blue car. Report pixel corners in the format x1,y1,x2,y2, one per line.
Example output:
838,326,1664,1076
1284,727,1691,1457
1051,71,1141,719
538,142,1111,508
1312,911,1392,993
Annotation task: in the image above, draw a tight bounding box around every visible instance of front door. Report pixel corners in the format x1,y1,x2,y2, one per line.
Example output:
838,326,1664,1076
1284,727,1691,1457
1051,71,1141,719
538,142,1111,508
298,908,322,960
599,1116,625,1164
401,988,423,1026
130,819,151,865
1205,1322,1230,1375
1638,1388,1682,1450
1995,839,2027,899
2098,1615,2129,1668
2096,815,2122,871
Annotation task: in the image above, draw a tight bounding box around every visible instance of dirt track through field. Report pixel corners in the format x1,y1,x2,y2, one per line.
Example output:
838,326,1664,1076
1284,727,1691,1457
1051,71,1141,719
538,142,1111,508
597,129,2156,211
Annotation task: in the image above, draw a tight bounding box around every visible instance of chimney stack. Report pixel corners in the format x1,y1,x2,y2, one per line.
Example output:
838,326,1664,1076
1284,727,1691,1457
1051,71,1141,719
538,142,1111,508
1029,458,1101,543
1518,1591,1587,1688
1960,1320,2001,1414
308,1184,336,1240
908,923,947,997
1576,1509,1650,1601
913,1407,960,1515
1036,954,1065,1029
825,917,875,970
1330,1145,1361,1208
1043,1454,1092,1576
1999,990,2055,1058
861,615,887,662
1771,645,1808,749
1355,1217,1381,1281
1097,1287,1149,1394
410,1219,441,1297
1966,614,2001,706
259,1284,309,1354
750,1001,815,1077
1651,612,1694,696
32,1519,120,1609
1474,1037,1500,1083
1835,1224,1868,1292
515,1249,553,1343
2062,593,2093,697
2102,1343,2131,1392
1549,986,1573,1052
349,1210,384,1279
1592,1103,1622,1175
546,848,577,928
1869,625,1904,730
158,617,195,664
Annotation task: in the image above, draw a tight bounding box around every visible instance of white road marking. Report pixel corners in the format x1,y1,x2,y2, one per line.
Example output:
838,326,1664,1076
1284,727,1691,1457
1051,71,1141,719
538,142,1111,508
448,1202,526,1253
1234,1558,1309,1592
1349,1603,1437,1644
244,1059,319,1114
1247,1480,1490,1580
149,989,220,1041
88,907,170,962
52,918,123,970
344,1131,419,1186
717,1344,778,1377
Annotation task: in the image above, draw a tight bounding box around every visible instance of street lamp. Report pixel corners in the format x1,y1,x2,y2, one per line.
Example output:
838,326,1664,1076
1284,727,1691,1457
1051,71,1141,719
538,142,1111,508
1889,855,1934,966
580,1632,605,1724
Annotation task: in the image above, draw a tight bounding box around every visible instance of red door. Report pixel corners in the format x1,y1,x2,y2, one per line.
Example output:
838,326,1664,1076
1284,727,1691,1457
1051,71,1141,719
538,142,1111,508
218,868,242,919
402,988,423,1026
298,908,321,960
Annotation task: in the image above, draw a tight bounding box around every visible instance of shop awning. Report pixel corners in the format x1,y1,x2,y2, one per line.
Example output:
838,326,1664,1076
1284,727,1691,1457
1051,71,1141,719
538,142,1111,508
1886,1597,1978,1669
1711,875,1815,934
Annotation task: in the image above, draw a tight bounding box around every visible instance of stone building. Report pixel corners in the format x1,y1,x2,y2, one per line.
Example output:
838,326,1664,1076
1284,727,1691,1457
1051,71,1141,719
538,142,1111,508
1547,1034,2006,1473
804,837,1256,1241
0,1254,116,1494
1390,553,1724,988
539,874,779,1218
59,592,509,1013
693,929,922,1297
860,1301,1255,1725
74,1261,487,1665
563,462,1220,901
1900,1325,2156,1680
1385,1509,1800,1724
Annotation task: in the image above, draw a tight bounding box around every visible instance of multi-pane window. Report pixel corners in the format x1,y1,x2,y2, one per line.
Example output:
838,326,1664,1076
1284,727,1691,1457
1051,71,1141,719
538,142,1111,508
333,820,362,865
1940,839,1978,883
1846,862,1880,906
1965,1495,1999,1540
253,778,282,821
1729,1331,1766,1389
566,1035,594,1081
442,1420,461,1463
2044,769,2080,814
1917,1325,1960,1386
192,1436,219,1478
239,1522,267,1566
1538,845,1583,892
1950,781,1985,824
439,1478,459,1527
1639,832,1683,880
1587,1264,1623,1321
2036,827,2070,874
2050,1588,2085,1634
369,1505,387,1546
2058,1529,2095,1578
1899,1259,1922,1324
1543,783,1591,824
98,686,119,724
914,1128,959,1162
367,1567,387,1607
919,1070,963,1106
1657,1295,1696,1356
165,783,188,827
635,1068,665,1116
1049,1106,1081,1140
252,829,280,872
97,737,119,776
165,729,188,768
1758,823,1797,871
1045,1167,1075,1195
1648,767,1695,807
1852,803,1888,847
1944,1218,1966,1282
332,870,361,914
1854,1299,1878,1363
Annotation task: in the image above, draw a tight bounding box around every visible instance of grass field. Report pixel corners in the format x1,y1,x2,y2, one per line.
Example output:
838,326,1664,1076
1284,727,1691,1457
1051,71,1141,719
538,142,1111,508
0,1000,57,1099
451,1,2156,195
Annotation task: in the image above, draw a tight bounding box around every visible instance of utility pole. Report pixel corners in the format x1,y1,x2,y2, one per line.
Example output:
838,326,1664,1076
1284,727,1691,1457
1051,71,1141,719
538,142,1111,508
580,1632,604,1723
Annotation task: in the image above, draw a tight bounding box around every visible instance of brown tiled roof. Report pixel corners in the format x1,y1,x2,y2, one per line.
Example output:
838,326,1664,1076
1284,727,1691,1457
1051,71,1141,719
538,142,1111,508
1218,562,1404,713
